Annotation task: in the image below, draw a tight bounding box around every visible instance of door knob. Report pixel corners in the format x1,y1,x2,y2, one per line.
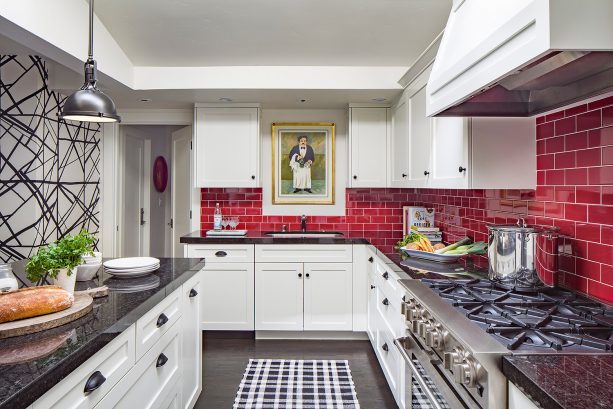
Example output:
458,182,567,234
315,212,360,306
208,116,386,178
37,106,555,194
458,166,467,173
402,173,407,178
424,171,430,176
298,273,303,278
251,175,256,180
353,175,357,180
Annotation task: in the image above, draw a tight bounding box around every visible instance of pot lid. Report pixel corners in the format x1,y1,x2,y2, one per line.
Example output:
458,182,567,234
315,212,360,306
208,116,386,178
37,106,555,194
487,218,559,234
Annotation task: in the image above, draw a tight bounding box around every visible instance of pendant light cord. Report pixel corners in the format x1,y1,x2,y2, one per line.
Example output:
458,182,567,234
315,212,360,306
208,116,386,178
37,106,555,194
88,0,94,60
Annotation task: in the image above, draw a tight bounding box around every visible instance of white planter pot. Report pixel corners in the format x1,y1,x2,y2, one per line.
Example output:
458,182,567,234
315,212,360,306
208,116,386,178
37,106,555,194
53,267,77,294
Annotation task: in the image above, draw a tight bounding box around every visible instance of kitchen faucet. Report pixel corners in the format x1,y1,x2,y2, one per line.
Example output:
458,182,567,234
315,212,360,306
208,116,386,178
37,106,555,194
301,215,307,233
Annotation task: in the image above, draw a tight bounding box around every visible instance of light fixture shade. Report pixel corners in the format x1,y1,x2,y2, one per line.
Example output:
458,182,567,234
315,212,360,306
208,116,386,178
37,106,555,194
61,84,121,123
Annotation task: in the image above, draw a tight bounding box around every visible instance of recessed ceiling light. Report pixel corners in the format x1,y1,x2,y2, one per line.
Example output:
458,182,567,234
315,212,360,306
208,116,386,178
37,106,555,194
371,98,387,102
139,98,152,102
219,97,233,102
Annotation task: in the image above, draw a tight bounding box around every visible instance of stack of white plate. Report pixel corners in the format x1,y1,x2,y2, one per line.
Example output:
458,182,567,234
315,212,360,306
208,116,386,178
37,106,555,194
103,257,160,278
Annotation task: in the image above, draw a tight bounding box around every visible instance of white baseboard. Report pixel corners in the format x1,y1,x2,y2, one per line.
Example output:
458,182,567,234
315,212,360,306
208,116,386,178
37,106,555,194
255,331,369,340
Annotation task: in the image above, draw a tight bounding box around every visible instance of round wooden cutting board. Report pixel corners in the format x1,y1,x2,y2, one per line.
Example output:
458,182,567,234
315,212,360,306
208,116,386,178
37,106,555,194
0,293,94,339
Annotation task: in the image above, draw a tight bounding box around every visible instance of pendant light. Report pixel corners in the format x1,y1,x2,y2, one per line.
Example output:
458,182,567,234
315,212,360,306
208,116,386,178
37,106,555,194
60,0,121,123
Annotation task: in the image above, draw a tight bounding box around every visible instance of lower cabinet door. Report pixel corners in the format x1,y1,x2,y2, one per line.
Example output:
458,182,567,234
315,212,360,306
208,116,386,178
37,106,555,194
366,271,378,343
200,263,254,330
303,263,353,331
97,322,181,409
182,271,203,409
255,263,304,331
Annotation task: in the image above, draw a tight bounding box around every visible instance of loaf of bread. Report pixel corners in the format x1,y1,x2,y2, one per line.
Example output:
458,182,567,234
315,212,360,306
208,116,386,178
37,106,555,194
0,286,73,324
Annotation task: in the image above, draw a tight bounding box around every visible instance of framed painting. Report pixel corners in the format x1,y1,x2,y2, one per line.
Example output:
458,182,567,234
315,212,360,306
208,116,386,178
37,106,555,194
272,122,335,205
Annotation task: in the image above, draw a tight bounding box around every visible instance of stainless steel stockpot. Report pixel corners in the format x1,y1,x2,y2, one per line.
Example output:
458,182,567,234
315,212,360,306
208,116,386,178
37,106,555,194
487,218,559,292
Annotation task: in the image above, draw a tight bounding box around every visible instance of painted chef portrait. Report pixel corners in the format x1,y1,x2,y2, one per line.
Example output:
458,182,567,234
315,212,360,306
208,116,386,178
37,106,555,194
289,135,315,193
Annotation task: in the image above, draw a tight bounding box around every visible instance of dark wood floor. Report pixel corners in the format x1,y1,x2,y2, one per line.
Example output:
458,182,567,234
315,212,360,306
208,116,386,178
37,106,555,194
194,335,398,409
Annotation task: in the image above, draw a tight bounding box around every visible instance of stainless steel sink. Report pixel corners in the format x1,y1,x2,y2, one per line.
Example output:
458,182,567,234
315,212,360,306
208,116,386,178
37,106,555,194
264,231,344,238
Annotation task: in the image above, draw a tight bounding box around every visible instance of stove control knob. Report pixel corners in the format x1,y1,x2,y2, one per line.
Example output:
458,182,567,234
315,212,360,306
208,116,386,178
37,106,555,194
418,319,433,338
452,357,478,388
443,347,464,370
425,327,443,349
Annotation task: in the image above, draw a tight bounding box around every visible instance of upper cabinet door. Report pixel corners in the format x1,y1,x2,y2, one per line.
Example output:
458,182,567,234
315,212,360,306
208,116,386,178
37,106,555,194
429,117,470,189
407,81,432,187
349,107,389,187
389,93,410,188
194,107,259,187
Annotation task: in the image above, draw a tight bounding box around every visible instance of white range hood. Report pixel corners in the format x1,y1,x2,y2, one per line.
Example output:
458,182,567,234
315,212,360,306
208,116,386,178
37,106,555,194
426,0,613,117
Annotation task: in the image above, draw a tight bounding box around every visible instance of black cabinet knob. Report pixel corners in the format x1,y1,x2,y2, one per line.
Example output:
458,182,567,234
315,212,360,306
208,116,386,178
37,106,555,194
156,353,169,368
368,257,374,263
424,170,430,176
382,298,389,306
189,288,198,298
298,273,303,278
370,285,376,290
382,271,389,280
353,175,357,180
306,273,310,278
156,313,169,328
382,343,389,352
251,175,256,180
402,173,407,178
83,371,106,395
215,250,227,257
458,166,467,173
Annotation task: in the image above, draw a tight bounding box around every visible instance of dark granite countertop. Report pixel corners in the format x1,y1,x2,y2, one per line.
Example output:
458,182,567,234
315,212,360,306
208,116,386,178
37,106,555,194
180,230,369,245
0,257,203,409
503,355,613,409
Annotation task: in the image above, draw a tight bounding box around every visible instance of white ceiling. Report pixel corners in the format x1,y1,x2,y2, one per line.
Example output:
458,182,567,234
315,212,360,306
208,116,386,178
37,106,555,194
95,0,451,67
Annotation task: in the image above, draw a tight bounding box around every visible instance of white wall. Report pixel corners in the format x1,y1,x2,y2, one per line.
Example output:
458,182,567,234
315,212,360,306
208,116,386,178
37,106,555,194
261,109,347,216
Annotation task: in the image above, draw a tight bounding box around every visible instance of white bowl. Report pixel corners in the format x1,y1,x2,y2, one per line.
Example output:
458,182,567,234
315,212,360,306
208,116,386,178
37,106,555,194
76,262,101,281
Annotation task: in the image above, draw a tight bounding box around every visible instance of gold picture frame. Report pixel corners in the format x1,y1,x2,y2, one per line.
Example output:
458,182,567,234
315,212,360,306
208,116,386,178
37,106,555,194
271,122,335,205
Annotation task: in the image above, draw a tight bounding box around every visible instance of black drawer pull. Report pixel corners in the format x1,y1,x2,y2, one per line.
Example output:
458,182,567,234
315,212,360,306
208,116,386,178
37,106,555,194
382,298,389,306
189,288,198,298
156,313,169,328
306,273,310,278
368,257,374,263
156,353,169,368
382,272,389,280
215,250,227,257
382,343,389,352
298,273,303,278
83,371,106,395
251,175,256,180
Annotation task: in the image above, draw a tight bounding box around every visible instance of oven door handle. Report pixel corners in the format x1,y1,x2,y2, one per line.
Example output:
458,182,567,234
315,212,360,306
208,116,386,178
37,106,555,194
394,338,445,409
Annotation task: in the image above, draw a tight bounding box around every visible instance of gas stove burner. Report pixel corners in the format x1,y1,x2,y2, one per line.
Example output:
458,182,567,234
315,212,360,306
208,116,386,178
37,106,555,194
421,278,613,352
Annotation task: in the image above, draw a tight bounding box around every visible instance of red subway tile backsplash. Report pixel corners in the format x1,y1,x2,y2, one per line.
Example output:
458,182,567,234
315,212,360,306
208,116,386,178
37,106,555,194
200,95,613,303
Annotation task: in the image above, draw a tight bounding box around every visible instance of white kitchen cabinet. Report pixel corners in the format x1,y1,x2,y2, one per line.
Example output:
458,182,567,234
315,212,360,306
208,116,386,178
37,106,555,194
303,263,353,331
508,382,540,409
430,117,470,188
366,270,378,344
32,326,136,409
389,93,410,188
406,76,432,188
200,262,255,330
194,106,260,187
351,245,369,332
181,272,202,409
255,244,352,263
255,263,304,331
135,287,182,360
349,107,389,187
97,322,182,409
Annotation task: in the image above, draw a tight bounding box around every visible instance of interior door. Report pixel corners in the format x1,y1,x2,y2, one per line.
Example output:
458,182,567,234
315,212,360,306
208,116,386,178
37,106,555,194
121,128,150,257
255,263,303,331
171,126,192,258
303,263,353,331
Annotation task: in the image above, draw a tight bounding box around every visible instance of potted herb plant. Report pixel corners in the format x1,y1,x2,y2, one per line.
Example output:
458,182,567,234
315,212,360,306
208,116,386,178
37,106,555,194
25,230,96,294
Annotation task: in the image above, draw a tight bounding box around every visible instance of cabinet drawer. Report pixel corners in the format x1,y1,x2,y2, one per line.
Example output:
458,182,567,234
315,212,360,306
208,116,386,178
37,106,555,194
33,325,135,409
186,244,254,262
136,288,182,360
255,244,352,263
373,258,402,305
376,327,401,397
376,287,404,338
97,322,181,409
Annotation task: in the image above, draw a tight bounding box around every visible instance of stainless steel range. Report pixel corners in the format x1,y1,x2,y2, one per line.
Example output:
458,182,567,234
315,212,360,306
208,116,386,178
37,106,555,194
396,278,613,409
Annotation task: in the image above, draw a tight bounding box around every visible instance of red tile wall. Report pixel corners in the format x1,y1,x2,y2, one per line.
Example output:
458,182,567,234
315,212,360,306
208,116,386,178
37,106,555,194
201,94,613,303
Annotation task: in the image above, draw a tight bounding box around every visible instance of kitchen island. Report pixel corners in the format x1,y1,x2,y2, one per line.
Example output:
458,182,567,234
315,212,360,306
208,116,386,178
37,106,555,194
0,258,203,409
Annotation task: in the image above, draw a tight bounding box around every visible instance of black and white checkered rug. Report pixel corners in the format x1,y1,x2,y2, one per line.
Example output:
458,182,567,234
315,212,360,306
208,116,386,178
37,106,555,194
233,359,360,409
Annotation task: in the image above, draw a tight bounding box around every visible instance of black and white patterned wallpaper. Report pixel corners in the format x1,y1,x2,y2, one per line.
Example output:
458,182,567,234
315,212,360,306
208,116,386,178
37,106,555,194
0,55,101,263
